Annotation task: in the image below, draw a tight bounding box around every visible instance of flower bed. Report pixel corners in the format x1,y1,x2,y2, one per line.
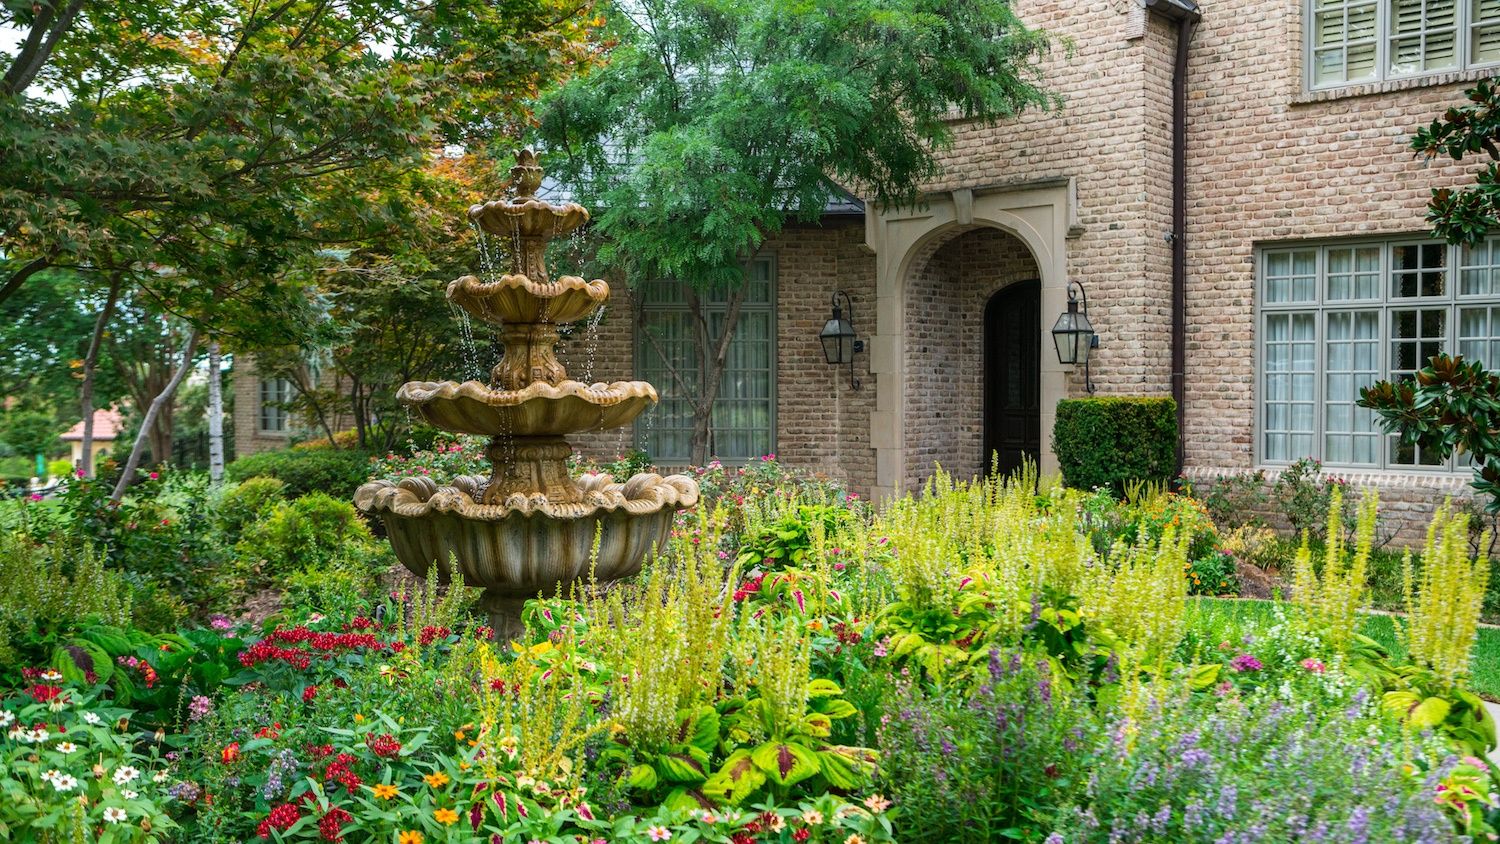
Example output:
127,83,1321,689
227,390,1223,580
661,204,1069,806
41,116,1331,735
0,464,1495,842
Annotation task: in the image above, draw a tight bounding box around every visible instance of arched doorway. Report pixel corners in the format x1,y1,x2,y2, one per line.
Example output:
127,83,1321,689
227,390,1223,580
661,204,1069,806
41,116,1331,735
983,280,1041,477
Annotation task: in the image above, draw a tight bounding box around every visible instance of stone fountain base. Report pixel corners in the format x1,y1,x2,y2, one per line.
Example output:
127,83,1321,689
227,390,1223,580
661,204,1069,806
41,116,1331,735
354,472,698,640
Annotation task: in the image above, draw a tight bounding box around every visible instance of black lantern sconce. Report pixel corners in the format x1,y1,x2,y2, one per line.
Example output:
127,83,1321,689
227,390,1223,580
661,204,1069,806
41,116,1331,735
1051,281,1099,394
820,290,865,390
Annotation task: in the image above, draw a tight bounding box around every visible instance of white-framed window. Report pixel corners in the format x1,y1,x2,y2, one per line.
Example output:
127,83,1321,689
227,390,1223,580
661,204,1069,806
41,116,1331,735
636,258,776,464
1306,0,1500,89
258,378,293,435
1259,236,1500,471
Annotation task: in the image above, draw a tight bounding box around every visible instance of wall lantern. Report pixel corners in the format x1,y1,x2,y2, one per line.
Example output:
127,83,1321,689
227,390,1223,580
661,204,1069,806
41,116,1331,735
820,290,865,390
1051,281,1099,394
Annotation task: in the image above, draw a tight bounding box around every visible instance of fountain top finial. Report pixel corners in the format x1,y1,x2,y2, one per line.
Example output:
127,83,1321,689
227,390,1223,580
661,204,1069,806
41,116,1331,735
511,148,544,198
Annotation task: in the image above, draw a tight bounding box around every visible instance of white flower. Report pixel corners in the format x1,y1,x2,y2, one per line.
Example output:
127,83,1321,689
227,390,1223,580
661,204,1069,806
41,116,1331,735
55,742,77,754
121,790,138,800
152,771,170,783
27,728,49,744
80,712,101,726
40,769,61,784
103,807,127,823
48,699,66,713
52,774,78,792
802,809,824,825
7,725,23,741
40,669,62,682
0,710,13,727
112,766,140,785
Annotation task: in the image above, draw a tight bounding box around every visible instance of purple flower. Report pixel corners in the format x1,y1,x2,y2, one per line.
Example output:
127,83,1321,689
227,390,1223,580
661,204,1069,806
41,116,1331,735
1228,654,1263,673
187,695,213,722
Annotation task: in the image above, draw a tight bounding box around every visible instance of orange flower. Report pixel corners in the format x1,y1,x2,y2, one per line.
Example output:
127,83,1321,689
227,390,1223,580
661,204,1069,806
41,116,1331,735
398,832,424,844
220,743,240,764
370,784,399,800
423,771,451,788
434,808,459,825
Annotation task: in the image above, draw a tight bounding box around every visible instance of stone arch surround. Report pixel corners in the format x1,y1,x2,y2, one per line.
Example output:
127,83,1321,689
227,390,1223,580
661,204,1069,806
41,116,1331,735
865,180,1075,502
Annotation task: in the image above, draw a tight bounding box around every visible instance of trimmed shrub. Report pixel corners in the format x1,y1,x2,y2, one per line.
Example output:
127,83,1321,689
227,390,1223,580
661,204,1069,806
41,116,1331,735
236,492,375,582
225,447,374,499
216,476,288,539
1052,396,1177,494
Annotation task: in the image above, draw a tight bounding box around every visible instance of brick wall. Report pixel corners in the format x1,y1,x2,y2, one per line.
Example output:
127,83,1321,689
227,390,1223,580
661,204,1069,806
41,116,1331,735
562,221,877,491
230,353,293,457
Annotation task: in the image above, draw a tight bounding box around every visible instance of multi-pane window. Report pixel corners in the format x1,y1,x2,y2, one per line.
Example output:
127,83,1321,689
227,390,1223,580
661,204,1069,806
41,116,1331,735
258,378,292,435
1308,0,1500,89
636,258,776,464
1259,237,1500,471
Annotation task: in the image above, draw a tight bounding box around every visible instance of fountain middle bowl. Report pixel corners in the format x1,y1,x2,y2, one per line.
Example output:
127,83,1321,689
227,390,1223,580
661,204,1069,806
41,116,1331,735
397,380,657,437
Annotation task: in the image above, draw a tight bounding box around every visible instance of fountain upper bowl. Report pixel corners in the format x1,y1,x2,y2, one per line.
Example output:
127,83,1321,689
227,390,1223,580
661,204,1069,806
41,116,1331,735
469,198,589,240
446,274,607,325
397,379,657,437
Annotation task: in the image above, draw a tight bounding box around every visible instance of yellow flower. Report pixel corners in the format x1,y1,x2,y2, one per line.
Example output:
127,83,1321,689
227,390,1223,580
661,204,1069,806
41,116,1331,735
454,730,466,741
370,783,399,800
423,771,451,788
434,808,459,825
353,713,364,723
398,831,424,844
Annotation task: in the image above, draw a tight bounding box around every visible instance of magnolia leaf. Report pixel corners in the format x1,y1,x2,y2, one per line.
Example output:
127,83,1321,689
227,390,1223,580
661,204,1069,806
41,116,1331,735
751,741,820,787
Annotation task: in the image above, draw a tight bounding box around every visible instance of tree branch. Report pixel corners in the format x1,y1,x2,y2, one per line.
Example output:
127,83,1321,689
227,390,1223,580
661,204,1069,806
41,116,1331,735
0,257,53,307
111,326,202,502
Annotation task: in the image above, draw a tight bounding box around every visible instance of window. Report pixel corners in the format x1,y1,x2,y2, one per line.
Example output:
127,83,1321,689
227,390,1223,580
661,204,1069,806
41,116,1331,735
258,378,292,435
1307,0,1500,89
636,258,776,464
1259,237,1500,471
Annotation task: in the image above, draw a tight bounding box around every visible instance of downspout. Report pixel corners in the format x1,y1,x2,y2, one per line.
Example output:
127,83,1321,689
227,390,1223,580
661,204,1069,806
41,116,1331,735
1146,0,1200,477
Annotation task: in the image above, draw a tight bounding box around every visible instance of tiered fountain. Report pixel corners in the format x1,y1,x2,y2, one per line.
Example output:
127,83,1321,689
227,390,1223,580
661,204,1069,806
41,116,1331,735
354,149,699,640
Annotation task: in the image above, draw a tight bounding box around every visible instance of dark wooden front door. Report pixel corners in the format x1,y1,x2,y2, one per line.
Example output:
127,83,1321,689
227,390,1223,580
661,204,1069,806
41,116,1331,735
983,280,1041,477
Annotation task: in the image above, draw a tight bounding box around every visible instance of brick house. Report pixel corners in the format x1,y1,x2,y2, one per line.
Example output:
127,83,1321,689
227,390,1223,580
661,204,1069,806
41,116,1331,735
233,0,1500,533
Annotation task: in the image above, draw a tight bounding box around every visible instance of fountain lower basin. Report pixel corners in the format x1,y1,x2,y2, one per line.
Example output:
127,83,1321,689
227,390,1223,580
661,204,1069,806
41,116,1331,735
356,472,698,640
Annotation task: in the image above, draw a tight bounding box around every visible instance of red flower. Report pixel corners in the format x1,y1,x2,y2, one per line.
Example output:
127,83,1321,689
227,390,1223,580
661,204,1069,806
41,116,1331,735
221,742,240,764
318,807,352,841
365,733,401,758
302,685,319,703
257,803,301,838
26,684,63,703
254,723,282,740
793,829,811,842
418,625,451,646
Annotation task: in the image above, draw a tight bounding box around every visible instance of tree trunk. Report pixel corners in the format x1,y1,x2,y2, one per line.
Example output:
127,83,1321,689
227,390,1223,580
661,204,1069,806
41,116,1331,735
683,284,746,466
148,403,175,466
207,341,225,483
79,274,123,478
112,328,201,502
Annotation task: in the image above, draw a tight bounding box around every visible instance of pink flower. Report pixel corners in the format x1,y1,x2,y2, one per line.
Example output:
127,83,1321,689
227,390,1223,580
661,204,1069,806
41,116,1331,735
148,472,159,480
28,493,41,501
1228,654,1263,673
647,827,672,842
1299,658,1326,674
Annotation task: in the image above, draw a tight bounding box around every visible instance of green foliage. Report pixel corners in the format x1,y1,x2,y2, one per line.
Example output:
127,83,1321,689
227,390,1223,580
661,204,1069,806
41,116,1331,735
1272,457,1353,538
0,410,58,459
1052,397,1177,494
216,476,288,539
1,0,598,349
44,459,70,478
0,687,178,842
226,447,375,500
0,535,132,673
1360,353,1500,512
236,493,374,584
736,504,850,572
1403,501,1491,686
1187,470,1270,530
1290,487,1378,654
876,648,1089,842
1412,78,1500,245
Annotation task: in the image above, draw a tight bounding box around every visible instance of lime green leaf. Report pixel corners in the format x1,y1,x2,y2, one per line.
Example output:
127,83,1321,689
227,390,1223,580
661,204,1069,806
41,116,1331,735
751,741,820,787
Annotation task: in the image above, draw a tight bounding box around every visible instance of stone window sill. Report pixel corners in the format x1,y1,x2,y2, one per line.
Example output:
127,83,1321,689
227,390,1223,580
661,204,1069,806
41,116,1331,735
1294,66,1500,105
1183,464,1474,492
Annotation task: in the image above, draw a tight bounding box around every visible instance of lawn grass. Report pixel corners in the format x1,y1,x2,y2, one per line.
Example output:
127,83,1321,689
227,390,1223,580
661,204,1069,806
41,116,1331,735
1186,597,1500,700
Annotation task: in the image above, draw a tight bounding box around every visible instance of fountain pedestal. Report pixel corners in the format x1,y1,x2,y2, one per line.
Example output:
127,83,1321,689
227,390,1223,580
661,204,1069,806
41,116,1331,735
354,149,699,639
